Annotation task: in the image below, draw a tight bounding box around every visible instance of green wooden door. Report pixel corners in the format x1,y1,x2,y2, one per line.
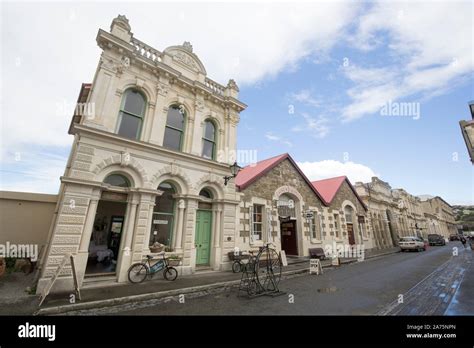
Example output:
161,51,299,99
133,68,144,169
195,210,212,265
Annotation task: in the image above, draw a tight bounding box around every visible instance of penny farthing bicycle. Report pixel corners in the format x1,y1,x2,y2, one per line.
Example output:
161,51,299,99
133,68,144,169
254,242,283,293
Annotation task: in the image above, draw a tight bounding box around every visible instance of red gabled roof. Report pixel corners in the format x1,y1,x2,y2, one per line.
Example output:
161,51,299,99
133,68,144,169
311,176,367,210
235,153,326,204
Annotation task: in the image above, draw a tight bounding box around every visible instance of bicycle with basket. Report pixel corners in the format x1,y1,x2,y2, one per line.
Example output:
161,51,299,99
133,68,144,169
127,252,179,283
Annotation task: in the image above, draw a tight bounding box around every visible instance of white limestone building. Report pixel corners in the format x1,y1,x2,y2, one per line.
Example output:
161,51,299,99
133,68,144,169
37,15,246,293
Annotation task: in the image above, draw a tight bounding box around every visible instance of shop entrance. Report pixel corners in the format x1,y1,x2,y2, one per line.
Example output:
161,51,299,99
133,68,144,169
86,197,127,275
280,220,298,256
195,210,212,266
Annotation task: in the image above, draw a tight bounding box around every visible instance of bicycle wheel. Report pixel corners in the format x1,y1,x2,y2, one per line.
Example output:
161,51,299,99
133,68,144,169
232,261,241,273
164,267,178,281
255,247,282,291
128,263,149,283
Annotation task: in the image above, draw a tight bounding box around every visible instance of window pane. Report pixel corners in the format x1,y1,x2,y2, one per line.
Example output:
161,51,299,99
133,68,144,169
123,90,145,116
199,189,212,199
104,174,130,187
118,112,141,139
155,184,175,214
150,214,174,247
163,127,182,151
166,106,185,130
204,121,215,140
202,140,214,159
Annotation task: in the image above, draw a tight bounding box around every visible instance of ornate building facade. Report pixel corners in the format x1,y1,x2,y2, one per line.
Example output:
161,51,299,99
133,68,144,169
354,177,401,249
37,15,246,293
420,196,457,239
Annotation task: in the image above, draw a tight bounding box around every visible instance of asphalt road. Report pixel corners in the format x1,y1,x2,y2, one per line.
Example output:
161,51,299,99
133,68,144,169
107,243,468,315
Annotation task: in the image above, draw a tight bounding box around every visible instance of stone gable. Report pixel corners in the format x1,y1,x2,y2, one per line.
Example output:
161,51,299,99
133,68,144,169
240,158,324,208
330,180,366,214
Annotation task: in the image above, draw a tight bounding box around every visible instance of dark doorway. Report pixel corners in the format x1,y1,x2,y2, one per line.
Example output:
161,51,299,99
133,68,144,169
86,199,127,275
347,224,355,245
281,220,298,256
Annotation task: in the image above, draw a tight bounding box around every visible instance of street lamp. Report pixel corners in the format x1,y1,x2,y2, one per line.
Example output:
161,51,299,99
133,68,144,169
223,161,241,186
469,100,474,119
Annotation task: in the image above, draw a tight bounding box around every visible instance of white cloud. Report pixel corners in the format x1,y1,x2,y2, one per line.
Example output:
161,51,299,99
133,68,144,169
292,112,330,138
0,1,358,192
341,1,473,121
1,2,359,150
289,89,323,108
0,149,66,194
265,132,293,147
297,160,379,184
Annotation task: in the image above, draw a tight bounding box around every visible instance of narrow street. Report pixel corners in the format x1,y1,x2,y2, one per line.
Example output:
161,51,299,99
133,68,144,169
88,242,471,315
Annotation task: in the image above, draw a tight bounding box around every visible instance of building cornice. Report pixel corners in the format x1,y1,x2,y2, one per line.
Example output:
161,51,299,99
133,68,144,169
72,124,233,173
96,29,247,112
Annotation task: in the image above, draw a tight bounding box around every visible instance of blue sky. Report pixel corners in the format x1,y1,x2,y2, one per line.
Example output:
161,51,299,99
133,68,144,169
1,1,473,205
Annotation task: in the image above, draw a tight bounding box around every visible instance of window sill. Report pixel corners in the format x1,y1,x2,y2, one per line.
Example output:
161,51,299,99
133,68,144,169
250,240,264,247
310,239,323,244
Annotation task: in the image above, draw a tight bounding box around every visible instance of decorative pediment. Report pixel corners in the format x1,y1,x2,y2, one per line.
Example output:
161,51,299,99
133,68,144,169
164,42,207,75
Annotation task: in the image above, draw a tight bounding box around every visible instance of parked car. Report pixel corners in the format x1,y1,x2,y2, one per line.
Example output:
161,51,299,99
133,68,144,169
428,234,446,246
399,236,426,252
449,234,460,241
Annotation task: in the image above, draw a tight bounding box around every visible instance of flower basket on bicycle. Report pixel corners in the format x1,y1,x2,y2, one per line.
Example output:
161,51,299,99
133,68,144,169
127,253,178,283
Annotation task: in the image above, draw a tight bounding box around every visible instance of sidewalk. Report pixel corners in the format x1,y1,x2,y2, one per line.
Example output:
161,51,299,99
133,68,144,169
30,246,399,315
445,246,474,315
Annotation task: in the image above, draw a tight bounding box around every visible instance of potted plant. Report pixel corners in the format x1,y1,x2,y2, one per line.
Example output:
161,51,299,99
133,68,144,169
149,242,165,253
167,254,182,267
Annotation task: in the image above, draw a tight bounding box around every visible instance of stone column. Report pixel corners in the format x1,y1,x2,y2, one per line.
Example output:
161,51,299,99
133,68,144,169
148,79,169,145
75,190,101,286
174,199,186,252
186,199,199,272
212,205,222,271
116,196,139,282
78,197,100,252
142,202,156,253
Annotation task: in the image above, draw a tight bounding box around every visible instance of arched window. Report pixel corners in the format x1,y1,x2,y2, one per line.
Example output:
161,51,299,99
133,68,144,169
150,182,176,247
163,105,185,151
202,120,216,159
104,174,131,188
117,89,146,140
199,188,213,199
344,205,354,223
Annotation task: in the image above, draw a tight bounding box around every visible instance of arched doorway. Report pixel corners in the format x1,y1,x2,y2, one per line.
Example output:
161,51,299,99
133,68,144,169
86,173,129,275
344,205,356,245
278,193,298,256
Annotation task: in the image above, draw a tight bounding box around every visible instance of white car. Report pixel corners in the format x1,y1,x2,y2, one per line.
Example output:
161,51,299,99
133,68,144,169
399,236,426,252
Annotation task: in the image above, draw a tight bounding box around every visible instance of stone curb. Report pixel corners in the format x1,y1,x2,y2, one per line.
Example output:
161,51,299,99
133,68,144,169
35,249,400,315
35,267,310,316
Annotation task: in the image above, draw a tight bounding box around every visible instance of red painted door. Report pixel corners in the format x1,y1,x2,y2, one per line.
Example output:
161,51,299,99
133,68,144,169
281,220,298,255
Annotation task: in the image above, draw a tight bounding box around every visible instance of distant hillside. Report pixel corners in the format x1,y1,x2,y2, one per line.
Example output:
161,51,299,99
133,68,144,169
453,205,474,230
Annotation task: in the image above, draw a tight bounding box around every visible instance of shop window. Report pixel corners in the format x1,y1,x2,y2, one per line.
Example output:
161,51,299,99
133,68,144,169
150,182,176,248
251,204,264,241
117,89,146,140
163,105,185,151
202,120,216,160
104,174,131,188
310,212,319,240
